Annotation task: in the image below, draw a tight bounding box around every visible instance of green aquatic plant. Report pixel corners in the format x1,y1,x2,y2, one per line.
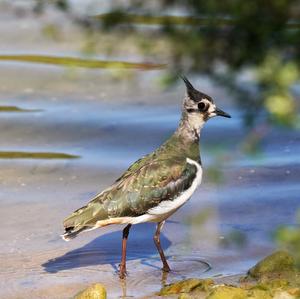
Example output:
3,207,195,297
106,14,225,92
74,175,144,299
0,106,42,112
0,55,166,70
0,151,80,159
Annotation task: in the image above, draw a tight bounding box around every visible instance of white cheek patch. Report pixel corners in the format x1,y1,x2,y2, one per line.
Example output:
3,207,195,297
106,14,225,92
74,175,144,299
206,103,216,117
207,102,216,113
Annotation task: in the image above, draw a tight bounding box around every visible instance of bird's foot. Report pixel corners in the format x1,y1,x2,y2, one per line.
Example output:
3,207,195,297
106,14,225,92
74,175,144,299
119,270,127,279
119,265,128,279
162,264,171,273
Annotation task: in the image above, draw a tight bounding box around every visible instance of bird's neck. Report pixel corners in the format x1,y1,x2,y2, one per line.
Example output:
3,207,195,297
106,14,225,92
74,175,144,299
160,112,202,163
175,111,204,142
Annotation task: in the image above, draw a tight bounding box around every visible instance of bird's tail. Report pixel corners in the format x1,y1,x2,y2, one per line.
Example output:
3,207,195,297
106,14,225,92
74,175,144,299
62,201,108,241
61,225,90,241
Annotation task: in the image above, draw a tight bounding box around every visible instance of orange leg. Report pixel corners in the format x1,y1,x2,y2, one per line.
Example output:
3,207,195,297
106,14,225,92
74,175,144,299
119,224,131,279
153,221,170,272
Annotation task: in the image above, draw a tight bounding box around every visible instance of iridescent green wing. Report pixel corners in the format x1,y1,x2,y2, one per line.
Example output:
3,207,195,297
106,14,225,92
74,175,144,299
64,155,197,231
115,152,154,182
102,156,198,217
63,153,159,229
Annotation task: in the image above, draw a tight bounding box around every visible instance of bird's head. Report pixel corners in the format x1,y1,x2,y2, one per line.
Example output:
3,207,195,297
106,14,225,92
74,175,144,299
181,76,231,126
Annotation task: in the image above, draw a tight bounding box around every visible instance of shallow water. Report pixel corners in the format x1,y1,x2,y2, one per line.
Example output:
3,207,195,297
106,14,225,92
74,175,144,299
0,5,300,299
1,93,299,298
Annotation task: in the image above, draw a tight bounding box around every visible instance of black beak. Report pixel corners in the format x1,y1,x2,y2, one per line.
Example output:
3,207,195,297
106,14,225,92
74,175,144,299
215,107,231,118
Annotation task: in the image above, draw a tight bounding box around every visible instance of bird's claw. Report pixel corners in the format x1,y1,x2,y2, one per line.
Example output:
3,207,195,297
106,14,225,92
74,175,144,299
119,269,128,279
119,264,128,279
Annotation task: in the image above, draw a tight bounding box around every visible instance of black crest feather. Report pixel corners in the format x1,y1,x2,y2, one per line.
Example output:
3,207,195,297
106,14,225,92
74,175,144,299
180,75,195,92
180,75,213,103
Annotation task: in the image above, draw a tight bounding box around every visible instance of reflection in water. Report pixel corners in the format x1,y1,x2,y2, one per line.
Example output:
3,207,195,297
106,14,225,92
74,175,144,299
160,270,169,287
118,269,170,299
120,278,127,299
116,256,210,299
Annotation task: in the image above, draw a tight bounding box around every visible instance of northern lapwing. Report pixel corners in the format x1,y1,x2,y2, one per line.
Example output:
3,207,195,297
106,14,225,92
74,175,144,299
62,76,231,278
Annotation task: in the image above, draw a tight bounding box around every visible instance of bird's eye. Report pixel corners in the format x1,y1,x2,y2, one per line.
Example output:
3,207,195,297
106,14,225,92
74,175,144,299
198,102,208,112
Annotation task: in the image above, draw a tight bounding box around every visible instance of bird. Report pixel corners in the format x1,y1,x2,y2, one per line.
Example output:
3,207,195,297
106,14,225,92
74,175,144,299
62,76,231,279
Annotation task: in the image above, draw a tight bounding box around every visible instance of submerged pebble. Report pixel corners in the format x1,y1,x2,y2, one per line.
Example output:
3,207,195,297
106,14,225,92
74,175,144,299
159,278,214,296
206,286,247,299
74,283,106,299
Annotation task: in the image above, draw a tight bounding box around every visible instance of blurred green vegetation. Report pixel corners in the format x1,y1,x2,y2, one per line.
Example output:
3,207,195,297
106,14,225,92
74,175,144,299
275,210,300,268
30,0,300,129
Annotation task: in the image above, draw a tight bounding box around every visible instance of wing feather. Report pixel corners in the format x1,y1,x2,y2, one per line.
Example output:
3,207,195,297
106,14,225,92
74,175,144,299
63,156,198,238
